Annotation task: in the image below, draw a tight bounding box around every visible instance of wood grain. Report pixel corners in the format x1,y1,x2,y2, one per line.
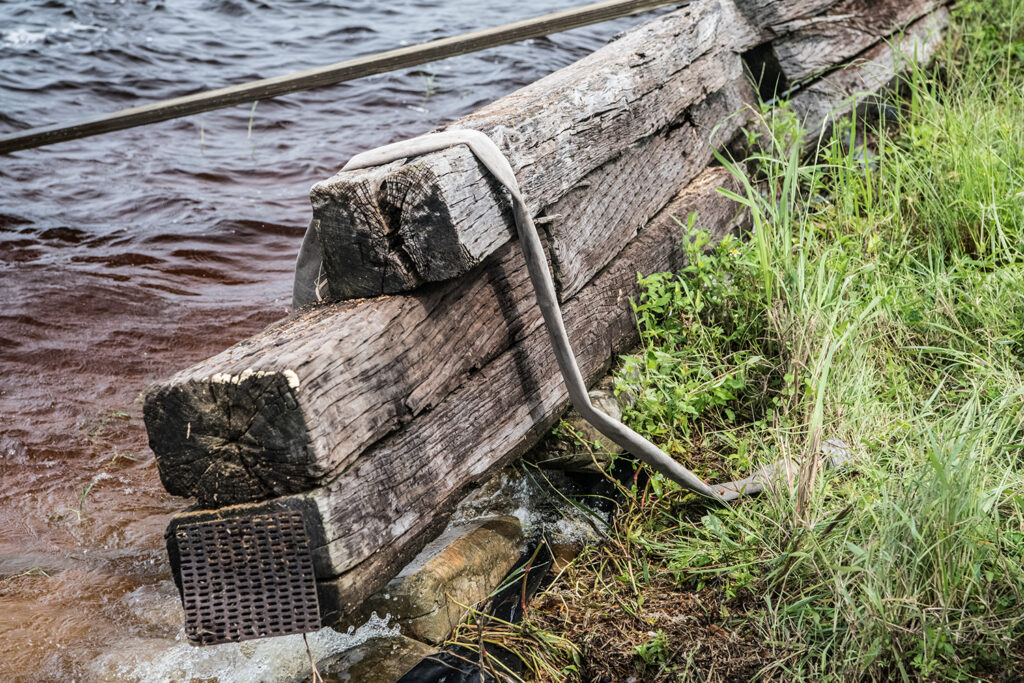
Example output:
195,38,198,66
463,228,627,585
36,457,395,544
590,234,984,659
145,79,753,507
791,7,949,141
167,166,749,621
546,70,756,299
731,0,842,31
311,1,761,300
770,0,942,85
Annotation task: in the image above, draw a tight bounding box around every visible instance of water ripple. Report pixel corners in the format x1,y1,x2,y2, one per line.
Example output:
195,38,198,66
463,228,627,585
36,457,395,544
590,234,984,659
0,0,659,678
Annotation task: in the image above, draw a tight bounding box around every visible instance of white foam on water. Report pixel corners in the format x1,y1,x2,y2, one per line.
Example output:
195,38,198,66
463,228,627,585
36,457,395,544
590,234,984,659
552,512,607,545
451,466,609,540
2,22,103,48
90,585,400,683
453,468,544,529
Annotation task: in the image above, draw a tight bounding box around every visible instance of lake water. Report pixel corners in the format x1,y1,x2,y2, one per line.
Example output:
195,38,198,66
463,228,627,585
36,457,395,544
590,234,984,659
0,0,655,679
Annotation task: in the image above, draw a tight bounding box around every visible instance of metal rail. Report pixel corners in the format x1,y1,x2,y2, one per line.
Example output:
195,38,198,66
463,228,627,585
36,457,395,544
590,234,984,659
0,0,686,155
340,130,745,503
341,131,856,502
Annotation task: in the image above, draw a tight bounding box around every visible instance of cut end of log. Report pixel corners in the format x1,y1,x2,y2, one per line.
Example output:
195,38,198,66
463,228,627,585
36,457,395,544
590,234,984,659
309,162,423,299
311,148,512,300
144,368,317,507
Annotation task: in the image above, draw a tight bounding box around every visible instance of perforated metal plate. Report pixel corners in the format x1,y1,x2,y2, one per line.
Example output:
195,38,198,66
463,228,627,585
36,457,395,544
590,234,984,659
175,509,321,645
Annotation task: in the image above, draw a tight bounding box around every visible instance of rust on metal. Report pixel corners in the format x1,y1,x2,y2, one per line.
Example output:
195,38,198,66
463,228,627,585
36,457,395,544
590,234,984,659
174,509,321,645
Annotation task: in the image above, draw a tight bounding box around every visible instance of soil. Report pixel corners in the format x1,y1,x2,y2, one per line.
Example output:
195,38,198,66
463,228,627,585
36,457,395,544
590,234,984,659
528,560,778,682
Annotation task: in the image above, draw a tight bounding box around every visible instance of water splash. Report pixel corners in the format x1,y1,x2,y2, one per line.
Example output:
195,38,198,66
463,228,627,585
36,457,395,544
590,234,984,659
90,584,400,683
2,22,103,48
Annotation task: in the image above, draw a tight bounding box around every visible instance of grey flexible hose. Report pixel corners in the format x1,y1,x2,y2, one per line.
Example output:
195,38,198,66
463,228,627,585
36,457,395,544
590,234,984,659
341,129,746,503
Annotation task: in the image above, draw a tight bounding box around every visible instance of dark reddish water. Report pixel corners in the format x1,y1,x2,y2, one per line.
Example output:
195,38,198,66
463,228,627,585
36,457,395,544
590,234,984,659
0,1,652,679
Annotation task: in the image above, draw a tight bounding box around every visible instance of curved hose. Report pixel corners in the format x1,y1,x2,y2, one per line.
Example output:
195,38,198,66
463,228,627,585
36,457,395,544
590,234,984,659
343,129,746,503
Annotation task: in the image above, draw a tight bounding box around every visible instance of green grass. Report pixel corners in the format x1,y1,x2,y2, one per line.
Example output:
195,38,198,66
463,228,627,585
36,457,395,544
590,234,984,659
519,1,1024,680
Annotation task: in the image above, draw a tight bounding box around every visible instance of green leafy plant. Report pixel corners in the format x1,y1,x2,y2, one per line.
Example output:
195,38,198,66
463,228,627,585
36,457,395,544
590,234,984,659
634,628,671,672
512,1,1024,679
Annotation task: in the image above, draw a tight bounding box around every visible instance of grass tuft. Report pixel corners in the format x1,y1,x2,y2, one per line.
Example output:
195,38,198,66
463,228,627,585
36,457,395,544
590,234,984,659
513,1,1024,679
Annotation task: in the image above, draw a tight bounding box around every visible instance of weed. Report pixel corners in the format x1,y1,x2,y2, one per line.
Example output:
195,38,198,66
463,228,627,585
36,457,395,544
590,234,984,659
445,572,582,682
635,628,671,672
421,72,436,99
0,566,49,591
79,476,98,513
247,100,258,138
109,450,141,464
511,1,1024,679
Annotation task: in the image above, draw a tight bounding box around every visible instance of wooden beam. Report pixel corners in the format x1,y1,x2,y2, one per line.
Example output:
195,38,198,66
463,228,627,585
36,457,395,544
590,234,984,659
769,0,943,86
166,166,749,624
790,7,949,139
731,0,842,30
547,72,755,299
143,80,754,507
309,1,761,300
0,0,692,155
306,0,948,303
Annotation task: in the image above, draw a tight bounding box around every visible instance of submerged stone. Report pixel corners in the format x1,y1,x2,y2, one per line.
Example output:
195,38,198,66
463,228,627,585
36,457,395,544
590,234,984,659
357,516,523,644
314,635,434,683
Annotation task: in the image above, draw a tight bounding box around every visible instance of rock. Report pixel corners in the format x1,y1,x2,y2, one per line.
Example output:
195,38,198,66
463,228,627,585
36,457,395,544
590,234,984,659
547,531,586,574
525,382,630,472
821,437,853,469
357,516,523,644
315,635,434,683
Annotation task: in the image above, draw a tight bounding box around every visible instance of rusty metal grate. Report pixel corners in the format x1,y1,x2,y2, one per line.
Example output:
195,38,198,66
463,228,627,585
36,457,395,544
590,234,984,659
175,509,321,645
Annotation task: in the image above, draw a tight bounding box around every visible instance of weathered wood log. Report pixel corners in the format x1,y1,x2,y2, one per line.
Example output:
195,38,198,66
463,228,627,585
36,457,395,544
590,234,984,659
768,0,943,87
790,7,949,139
309,0,763,301
145,245,537,506
547,71,756,299
166,166,749,626
732,0,842,30
156,4,950,637
306,0,949,303
143,79,754,507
